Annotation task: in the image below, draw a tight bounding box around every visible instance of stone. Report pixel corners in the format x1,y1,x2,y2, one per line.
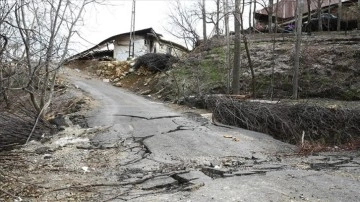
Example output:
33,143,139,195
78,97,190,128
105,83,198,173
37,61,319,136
174,171,211,183
351,158,360,165
43,154,52,159
96,70,102,76
182,182,205,191
251,152,268,161
307,156,329,161
35,146,51,155
107,63,115,68
232,171,257,176
223,173,235,177
103,79,110,83
335,163,359,168
140,90,151,95
253,164,285,170
201,167,229,178
113,82,122,87
327,159,350,166
103,70,112,76
140,176,177,190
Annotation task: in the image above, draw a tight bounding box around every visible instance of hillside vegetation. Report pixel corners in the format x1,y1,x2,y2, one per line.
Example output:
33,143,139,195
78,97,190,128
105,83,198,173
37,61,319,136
67,32,360,148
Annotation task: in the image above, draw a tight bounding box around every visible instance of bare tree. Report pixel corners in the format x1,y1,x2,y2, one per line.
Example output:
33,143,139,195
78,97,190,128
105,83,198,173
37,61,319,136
0,1,17,108
201,0,207,42
268,0,274,33
223,0,231,94
337,0,342,31
253,0,257,31
249,0,253,31
11,0,93,119
293,0,304,99
204,0,222,36
167,0,200,49
270,0,279,99
233,0,241,94
306,0,312,34
223,0,231,93
317,0,324,31
358,0,360,29
198,0,223,37
235,0,256,97
215,0,221,35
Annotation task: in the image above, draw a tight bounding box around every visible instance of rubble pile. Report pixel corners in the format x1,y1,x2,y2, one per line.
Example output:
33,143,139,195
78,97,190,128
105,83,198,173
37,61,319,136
92,60,159,88
94,61,130,82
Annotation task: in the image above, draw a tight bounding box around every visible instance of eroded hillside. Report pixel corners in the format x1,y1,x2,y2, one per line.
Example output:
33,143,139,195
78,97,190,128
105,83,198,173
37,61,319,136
67,32,360,104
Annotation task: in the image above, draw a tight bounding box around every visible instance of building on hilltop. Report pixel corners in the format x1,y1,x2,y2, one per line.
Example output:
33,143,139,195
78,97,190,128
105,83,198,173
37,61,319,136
68,28,189,61
254,0,359,32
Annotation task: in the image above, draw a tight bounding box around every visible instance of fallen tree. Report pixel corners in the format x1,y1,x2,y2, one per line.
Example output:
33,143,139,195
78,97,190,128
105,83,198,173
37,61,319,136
206,96,360,146
0,109,54,151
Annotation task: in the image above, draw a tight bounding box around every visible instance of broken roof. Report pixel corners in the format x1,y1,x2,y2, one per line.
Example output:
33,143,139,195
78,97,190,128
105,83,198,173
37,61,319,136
68,27,188,61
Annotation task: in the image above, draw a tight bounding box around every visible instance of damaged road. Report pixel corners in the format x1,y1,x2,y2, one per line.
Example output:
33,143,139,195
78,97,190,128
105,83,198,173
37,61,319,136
3,68,359,201
65,69,360,201
71,71,294,162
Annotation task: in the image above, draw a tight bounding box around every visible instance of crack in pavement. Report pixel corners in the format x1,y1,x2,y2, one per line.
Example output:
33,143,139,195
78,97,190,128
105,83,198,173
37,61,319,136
114,114,180,120
132,135,154,154
162,125,194,134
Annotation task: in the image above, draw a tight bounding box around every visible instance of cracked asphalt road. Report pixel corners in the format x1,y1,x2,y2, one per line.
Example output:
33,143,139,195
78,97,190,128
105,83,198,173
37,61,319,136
72,73,293,162
68,70,360,202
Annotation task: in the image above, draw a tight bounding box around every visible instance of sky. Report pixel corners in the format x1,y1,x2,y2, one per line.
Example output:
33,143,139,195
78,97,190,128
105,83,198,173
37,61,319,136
71,0,255,53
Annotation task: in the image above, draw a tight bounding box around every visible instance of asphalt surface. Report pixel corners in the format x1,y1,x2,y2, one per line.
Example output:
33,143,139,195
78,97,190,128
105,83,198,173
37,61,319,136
72,73,293,161
69,71,360,202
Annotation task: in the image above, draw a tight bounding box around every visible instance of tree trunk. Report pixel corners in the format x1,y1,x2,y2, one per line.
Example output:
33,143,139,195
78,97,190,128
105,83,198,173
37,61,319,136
293,0,304,99
307,0,312,34
317,0,323,31
239,7,256,98
327,0,330,31
224,0,231,94
253,0,257,31
271,0,279,99
249,0,252,32
268,0,273,33
358,0,360,29
202,0,207,41
216,0,220,35
337,0,342,31
232,0,241,95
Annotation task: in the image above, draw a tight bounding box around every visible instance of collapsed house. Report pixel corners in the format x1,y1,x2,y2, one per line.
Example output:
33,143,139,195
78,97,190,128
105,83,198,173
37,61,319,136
69,28,189,61
254,0,359,32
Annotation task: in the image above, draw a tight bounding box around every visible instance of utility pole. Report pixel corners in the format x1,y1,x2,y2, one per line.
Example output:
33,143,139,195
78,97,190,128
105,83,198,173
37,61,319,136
129,0,136,58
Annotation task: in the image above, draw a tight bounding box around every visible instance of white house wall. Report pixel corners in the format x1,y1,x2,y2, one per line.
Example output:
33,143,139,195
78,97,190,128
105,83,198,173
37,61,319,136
156,43,186,57
114,35,148,61
113,35,187,61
